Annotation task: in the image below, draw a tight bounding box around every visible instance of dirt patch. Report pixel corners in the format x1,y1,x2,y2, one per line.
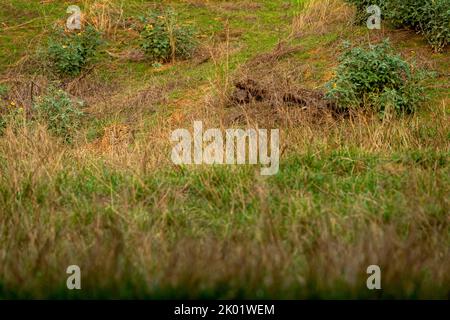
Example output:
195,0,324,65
194,37,242,66
128,79,182,110
65,72,119,106
232,78,331,109
227,42,338,126
106,48,146,62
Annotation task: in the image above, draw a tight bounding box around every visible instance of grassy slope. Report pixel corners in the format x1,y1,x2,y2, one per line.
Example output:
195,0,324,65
0,0,449,298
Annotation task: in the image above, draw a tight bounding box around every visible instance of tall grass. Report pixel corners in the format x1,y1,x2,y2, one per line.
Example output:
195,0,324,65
0,105,448,298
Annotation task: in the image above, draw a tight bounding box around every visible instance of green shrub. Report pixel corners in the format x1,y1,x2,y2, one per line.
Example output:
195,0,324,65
45,26,103,76
139,8,197,62
33,87,85,142
345,0,449,52
325,40,428,114
384,0,449,52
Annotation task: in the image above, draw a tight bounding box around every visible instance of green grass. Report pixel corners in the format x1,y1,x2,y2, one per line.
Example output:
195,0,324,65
0,146,448,298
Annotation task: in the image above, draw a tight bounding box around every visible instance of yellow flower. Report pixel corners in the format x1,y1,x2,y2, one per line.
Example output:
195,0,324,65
62,45,67,49
333,83,337,89
10,101,15,106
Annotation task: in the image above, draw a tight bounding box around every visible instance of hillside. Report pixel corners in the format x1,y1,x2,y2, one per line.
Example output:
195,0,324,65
0,0,449,298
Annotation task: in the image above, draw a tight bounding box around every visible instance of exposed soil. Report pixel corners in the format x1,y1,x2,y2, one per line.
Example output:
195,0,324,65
228,42,339,125
232,78,333,109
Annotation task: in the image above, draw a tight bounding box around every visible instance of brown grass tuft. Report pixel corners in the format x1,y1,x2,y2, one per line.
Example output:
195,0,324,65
226,42,337,127
82,0,124,38
291,0,355,38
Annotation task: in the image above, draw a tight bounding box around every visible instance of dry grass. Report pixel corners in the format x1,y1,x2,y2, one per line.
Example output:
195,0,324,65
0,123,65,196
291,0,355,38
82,0,125,38
222,41,338,127
0,91,448,297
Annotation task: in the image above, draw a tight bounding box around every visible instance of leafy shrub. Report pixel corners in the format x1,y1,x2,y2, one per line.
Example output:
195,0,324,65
384,0,449,52
45,26,103,76
325,40,428,114
33,87,85,142
139,8,197,62
345,0,449,51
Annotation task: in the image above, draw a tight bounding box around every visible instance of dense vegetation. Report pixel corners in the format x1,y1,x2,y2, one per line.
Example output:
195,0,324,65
44,26,102,76
346,0,450,51
325,40,428,114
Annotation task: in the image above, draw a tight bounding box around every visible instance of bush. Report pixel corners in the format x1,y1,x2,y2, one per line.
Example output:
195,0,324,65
325,40,428,114
384,0,449,52
139,8,197,62
345,0,450,52
33,87,85,142
45,26,103,76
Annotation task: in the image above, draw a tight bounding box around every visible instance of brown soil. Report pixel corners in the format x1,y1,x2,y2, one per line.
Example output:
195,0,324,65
227,42,339,126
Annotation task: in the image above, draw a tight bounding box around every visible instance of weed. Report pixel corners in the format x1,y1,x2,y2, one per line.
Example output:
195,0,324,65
138,8,197,63
44,26,103,76
33,87,85,142
325,40,429,114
